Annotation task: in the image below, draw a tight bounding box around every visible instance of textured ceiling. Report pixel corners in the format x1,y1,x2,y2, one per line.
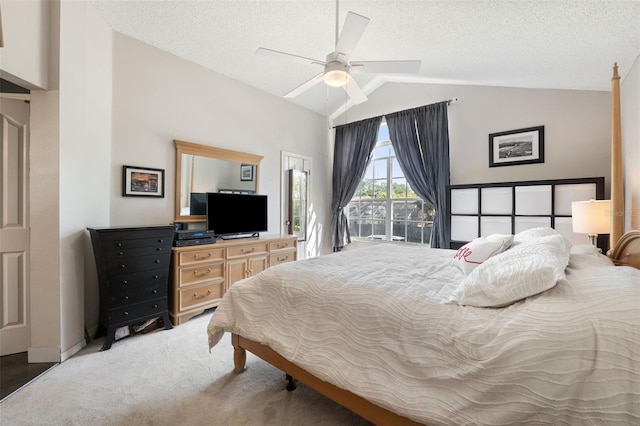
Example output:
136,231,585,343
91,0,640,118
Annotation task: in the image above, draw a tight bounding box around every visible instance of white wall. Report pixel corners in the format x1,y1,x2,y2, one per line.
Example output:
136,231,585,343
0,0,50,89
109,33,331,255
58,0,112,359
334,83,611,194
621,56,640,231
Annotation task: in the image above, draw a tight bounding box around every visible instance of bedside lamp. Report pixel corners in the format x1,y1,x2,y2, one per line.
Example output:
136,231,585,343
571,199,611,246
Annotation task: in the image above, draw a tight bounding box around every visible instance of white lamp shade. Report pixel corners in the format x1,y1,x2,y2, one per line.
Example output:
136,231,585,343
571,199,611,234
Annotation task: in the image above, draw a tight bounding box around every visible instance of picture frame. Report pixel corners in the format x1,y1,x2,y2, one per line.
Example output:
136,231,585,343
489,125,544,167
240,164,254,182
122,165,165,197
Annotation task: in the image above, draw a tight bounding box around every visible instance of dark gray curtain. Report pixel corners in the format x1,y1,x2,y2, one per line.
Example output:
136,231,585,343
385,101,451,248
331,116,383,252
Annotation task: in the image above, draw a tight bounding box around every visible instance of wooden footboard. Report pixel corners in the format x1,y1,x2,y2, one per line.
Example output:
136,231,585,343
231,333,423,426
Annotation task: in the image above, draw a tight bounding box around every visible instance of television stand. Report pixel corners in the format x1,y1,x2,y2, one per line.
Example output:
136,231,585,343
218,232,259,240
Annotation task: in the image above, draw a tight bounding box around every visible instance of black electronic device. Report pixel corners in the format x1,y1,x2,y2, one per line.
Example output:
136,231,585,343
174,229,216,240
206,193,268,239
173,237,217,247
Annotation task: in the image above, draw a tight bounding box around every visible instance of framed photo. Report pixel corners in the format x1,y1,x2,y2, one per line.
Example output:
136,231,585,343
240,164,254,182
122,165,165,197
489,125,544,167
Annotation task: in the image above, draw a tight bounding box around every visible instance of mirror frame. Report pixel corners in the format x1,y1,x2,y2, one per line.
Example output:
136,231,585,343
174,139,264,223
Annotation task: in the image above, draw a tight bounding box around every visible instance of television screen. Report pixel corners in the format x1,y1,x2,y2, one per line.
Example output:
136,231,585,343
206,193,268,238
190,192,207,215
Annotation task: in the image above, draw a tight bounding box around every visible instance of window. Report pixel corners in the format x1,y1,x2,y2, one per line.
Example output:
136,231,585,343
348,123,435,245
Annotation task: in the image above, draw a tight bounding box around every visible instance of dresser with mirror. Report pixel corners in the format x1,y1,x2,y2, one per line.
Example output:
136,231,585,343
170,140,297,325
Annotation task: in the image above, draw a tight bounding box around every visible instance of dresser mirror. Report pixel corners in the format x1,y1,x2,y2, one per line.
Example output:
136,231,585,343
174,139,263,222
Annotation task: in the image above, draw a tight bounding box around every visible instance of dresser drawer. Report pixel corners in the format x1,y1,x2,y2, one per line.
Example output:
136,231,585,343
179,281,224,311
179,262,224,286
108,269,169,289
109,280,167,309
177,247,224,266
269,239,296,251
102,242,170,259
227,243,268,258
109,297,167,326
270,250,296,266
98,227,174,242
105,252,171,275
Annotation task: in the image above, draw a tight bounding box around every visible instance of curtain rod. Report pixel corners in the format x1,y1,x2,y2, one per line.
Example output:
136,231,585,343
331,98,459,129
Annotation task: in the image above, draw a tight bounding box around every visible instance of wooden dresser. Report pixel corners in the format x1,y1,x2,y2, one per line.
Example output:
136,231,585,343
88,225,175,350
170,234,297,325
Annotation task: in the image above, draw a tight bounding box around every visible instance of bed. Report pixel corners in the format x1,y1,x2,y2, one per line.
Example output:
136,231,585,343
207,65,639,425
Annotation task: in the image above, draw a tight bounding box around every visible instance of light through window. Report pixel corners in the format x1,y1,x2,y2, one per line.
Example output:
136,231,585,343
347,123,435,245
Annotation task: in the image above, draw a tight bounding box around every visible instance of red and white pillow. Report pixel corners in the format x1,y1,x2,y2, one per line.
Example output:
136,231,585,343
452,235,512,275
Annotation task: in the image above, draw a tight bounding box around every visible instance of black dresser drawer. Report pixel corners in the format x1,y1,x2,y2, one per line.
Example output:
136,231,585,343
100,236,172,252
105,252,171,275
98,227,173,242
108,272,169,309
108,297,168,326
101,241,170,258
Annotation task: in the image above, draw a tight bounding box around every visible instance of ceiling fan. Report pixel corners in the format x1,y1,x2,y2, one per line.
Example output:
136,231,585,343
256,3,422,105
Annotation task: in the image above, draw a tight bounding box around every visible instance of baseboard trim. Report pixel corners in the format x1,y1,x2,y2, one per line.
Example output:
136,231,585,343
60,339,86,362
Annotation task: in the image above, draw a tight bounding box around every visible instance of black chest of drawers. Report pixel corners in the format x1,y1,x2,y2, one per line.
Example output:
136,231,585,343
88,225,174,350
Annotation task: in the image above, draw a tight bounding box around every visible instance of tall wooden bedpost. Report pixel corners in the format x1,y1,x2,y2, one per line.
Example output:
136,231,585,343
610,63,624,250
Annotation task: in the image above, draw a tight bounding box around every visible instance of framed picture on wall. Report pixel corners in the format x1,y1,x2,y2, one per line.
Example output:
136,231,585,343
489,125,544,167
122,165,165,197
240,164,254,182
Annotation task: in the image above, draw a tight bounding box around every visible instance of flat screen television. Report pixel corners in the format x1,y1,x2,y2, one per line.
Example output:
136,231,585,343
206,192,268,239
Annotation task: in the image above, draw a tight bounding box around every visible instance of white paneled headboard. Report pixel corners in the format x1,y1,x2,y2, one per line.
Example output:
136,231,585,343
448,177,606,250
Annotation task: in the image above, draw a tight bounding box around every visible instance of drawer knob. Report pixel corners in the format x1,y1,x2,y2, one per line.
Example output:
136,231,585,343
154,259,160,264
124,295,129,300
153,289,158,294
122,280,128,285
193,268,212,277
278,256,289,262
158,239,164,243
120,264,126,269
241,247,255,253
116,243,122,248
193,290,212,300
117,251,123,256
156,247,162,252
194,253,212,260
153,275,159,279
123,311,129,316
153,304,158,309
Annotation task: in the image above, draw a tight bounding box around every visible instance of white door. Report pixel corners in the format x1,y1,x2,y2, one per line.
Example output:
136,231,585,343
0,112,30,356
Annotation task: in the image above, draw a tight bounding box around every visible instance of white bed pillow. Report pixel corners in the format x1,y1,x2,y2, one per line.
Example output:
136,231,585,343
569,244,614,269
449,233,571,307
485,233,514,250
451,237,508,275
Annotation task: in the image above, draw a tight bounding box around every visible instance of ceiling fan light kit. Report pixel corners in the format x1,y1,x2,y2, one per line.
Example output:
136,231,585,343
324,61,350,87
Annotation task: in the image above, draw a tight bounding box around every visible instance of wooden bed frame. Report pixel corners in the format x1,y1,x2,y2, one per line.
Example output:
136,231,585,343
228,64,639,425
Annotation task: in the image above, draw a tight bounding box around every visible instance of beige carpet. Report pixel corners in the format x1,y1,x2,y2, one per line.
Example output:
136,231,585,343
0,312,370,425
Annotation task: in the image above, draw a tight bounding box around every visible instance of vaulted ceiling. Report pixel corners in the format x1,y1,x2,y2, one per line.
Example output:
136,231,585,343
92,0,640,118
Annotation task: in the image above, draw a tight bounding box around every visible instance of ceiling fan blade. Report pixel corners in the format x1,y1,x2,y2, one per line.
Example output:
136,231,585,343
344,77,368,104
350,60,422,74
334,12,370,60
256,47,325,66
284,72,325,98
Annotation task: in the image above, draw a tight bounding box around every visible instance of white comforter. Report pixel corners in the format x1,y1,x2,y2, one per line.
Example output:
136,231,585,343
208,244,640,425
